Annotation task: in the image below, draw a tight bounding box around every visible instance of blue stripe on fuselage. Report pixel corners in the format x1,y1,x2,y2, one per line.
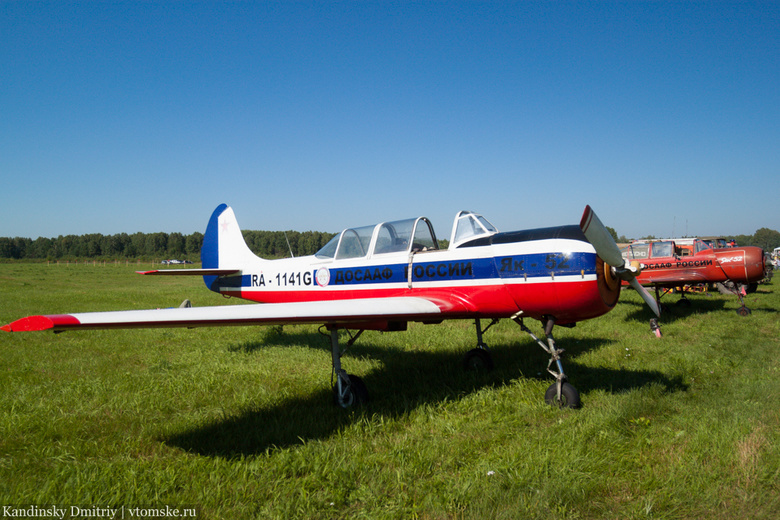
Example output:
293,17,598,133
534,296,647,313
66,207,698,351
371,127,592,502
218,252,597,290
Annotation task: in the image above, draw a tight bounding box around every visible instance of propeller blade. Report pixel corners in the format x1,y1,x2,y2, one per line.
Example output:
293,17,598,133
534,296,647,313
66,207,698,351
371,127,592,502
581,205,660,317
629,278,661,317
580,205,625,268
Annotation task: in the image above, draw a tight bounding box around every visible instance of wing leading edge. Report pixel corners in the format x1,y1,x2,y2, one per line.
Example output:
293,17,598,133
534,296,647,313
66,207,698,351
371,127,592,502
1,296,456,333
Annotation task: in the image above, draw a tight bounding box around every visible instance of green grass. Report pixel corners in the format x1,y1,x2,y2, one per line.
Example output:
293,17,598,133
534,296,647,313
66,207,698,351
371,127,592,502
1,263,779,519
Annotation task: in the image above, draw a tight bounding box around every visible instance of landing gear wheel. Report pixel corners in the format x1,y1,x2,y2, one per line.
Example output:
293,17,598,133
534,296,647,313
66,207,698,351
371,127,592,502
463,348,494,371
333,374,368,408
544,382,580,409
736,306,752,317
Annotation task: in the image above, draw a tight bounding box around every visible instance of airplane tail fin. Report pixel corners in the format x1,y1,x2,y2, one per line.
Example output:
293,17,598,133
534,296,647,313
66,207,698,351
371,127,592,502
201,204,265,270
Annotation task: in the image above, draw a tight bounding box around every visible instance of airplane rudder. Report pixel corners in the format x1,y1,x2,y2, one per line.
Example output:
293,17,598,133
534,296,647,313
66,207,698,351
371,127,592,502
202,204,230,268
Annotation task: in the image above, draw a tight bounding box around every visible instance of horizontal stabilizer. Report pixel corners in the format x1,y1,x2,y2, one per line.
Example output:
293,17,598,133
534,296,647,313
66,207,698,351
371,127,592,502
138,268,242,276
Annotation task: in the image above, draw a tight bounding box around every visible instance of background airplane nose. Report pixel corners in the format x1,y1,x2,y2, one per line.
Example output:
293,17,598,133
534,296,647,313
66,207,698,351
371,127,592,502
714,247,765,283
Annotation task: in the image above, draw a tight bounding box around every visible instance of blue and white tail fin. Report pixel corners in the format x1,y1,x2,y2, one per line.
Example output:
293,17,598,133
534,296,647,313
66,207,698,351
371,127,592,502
202,204,266,270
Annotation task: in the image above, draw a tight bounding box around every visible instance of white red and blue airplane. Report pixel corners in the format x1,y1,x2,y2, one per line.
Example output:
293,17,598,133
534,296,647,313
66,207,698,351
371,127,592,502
2,204,658,408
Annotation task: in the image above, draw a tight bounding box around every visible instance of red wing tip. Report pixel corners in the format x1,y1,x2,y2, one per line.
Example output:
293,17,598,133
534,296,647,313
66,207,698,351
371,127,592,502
2,315,80,332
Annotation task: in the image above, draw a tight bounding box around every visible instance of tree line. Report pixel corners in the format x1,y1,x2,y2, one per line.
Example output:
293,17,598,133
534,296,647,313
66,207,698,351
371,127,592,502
0,230,336,261
2,227,778,262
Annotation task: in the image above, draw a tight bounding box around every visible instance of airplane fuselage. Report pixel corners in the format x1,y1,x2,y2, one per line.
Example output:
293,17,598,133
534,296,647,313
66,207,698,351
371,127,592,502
204,224,619,326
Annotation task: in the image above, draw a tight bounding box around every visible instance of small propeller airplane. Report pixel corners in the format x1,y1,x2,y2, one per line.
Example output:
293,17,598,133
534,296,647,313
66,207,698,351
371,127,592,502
3,204,659,408
620,238,766,334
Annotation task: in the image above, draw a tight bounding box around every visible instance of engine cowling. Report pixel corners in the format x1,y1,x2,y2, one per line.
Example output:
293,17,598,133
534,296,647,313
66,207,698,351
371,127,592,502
714,246,766,283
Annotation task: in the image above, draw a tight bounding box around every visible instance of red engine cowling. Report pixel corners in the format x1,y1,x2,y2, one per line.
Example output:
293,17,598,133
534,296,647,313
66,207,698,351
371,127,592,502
714,247,766,283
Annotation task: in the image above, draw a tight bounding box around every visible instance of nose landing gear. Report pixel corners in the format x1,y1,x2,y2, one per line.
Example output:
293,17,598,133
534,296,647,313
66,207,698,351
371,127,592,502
513,315,581,409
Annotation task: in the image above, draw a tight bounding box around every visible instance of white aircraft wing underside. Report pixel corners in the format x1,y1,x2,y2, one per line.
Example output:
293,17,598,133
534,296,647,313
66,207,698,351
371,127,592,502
2,296,452,332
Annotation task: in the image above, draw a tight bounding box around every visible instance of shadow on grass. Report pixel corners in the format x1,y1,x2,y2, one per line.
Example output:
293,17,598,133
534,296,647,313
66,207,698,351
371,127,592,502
163,330,687,457
621,288,778,326
621,290,734,325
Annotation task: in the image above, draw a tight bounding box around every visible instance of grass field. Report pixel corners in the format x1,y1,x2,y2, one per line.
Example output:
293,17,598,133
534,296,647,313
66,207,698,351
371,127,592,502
1,263,779,519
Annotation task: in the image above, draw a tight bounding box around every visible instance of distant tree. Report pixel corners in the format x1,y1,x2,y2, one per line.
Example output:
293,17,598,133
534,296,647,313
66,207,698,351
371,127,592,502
752,228,780,251
0,237,15,258
30,237,53,259
186,233,203,255
167,232,185,257
129,233,146,257
145,233,168,257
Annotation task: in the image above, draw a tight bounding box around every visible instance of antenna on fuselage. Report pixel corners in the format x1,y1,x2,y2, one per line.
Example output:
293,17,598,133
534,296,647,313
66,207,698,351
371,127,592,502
284,231,295,258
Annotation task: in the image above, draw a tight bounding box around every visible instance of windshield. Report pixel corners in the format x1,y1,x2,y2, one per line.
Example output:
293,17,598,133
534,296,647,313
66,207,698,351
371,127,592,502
622,243,649,261
651,241,673,258
314,225,374,260
450,211,497,247
695,239,712,254
315,234,339,259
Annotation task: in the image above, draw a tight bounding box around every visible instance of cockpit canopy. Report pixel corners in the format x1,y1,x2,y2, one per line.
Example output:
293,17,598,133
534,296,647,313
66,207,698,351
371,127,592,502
621,238,713,261
314,210,499,260
315,217,439,260
449,210,498,248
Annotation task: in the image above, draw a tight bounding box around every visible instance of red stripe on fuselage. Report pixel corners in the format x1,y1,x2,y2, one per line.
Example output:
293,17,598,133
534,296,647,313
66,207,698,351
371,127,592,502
222,278,610,324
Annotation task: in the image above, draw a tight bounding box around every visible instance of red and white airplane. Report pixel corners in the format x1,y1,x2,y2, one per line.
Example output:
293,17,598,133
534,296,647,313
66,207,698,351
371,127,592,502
2,204,657,408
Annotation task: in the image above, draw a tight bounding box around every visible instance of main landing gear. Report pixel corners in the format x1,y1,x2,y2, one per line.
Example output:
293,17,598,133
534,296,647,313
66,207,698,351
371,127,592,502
325,317,581,410
328,327,368,408
463,317,580,409
716,281,752,316
463,318,498,371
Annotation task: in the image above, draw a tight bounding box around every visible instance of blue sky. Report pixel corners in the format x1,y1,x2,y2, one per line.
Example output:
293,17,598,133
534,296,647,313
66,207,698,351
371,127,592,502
2,1,778,240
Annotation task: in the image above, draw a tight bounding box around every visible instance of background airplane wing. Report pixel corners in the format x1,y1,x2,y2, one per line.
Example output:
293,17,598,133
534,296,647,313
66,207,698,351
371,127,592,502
2,296,460,333
635,272,711,285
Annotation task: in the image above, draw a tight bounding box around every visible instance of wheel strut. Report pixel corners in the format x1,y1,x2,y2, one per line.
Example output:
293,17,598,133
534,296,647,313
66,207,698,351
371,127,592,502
512,315,580,408
328,327,368,408
463,318,498,371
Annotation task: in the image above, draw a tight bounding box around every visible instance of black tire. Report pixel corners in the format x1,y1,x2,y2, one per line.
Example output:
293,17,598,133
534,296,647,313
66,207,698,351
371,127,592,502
333,374,369,408
544,382,580,409
463,348,494,371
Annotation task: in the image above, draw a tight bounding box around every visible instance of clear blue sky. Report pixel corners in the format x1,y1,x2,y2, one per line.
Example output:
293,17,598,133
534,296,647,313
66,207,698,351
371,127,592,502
2,1,778,240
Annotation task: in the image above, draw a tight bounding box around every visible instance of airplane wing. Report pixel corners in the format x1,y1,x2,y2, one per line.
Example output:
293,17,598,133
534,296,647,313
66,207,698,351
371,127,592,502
1,296,459,333
635,272,712,286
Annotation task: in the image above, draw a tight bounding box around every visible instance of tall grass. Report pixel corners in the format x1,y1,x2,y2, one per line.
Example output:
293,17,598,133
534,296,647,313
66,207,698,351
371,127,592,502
1,263,778,518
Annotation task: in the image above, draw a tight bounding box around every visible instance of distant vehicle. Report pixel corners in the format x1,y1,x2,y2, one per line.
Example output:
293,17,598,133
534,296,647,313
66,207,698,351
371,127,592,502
161,260,193,265
621,238,766,327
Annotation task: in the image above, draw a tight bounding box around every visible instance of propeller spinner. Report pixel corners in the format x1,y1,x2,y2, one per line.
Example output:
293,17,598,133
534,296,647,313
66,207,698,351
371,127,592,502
580,205,661,317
